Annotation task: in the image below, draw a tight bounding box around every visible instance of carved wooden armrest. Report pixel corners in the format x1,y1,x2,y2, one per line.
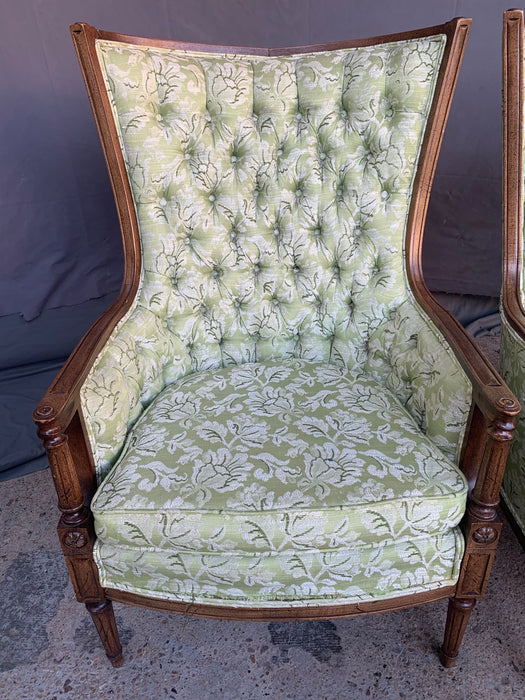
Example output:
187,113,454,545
33,291,137,504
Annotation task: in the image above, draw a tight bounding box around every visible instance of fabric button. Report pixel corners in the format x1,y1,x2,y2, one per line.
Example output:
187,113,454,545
319,152,326,161
277,148,283,157
273,227,280,237
209,194,216,202
159,198,167,206
231,155,238,163
296,189,302,197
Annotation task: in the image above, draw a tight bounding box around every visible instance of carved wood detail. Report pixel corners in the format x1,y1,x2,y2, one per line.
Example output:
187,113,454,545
441,598,477,668
86,600,124,667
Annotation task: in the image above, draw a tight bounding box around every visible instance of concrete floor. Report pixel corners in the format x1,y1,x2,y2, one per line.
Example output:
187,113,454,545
0,467,523,700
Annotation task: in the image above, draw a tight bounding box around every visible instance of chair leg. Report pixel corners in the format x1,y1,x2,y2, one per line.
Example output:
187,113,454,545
86,599,124,667
440,597,476,668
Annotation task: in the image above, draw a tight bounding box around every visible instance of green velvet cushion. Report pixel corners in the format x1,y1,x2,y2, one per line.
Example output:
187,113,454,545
500,317,525,535
79,34,473,483
92,359,467,605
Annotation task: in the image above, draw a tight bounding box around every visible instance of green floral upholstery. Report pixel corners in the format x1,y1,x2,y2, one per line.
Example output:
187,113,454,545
79,34,473,606
501,303,525,536
92,359,466,605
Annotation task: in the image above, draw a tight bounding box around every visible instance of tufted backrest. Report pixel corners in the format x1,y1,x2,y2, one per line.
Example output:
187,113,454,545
79,31,472,479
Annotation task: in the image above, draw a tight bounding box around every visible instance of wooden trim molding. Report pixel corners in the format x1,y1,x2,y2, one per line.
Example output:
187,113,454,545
502,9,525,335
106,586,456,622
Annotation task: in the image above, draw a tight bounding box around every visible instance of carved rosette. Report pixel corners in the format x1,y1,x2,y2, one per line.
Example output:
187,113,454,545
64,531,88,549
472,526,498,545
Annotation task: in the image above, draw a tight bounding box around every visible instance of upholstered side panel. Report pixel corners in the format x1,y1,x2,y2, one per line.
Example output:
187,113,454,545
365,298,472,462
77,35,474,479
500,317,525,535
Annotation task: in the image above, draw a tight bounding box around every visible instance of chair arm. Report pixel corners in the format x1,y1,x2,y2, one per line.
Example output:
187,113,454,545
417,292,520,519
34,294,134,430
420,293,519,423
33,293,135,511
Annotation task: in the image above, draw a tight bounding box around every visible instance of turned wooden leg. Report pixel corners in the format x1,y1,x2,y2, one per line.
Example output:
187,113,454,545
86,600,124,667
440,597,476,668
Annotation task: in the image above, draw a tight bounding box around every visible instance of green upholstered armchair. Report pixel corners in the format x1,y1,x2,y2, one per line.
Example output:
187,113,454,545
501,9,525,548
34,17,519,668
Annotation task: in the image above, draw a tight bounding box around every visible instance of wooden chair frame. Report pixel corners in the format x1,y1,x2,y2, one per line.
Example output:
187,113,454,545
33,17,519,668
502,8,525,549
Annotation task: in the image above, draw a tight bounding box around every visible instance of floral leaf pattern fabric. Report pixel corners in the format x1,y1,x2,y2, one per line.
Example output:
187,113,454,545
93,359,466,605
95,530,464,608
78,34,473,605
500,317,525,535
80,34,472,481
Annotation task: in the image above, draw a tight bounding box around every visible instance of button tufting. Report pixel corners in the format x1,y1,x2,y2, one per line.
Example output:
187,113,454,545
273,227,280,237
313,228,321,237
319,152,326,161
253,263,260,274
159,198,167,206
295,112,302,121
277,148,283,157
230,230,237,240
295,189,302,198
209,194,216,202
231,155,238,163
381,190,389,200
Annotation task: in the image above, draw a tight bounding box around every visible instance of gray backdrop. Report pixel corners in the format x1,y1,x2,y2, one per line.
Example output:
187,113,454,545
0,0,511,320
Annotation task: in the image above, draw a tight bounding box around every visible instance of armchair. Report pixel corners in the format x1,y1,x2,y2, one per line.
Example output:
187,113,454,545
34,17,519,669
501,8,525,547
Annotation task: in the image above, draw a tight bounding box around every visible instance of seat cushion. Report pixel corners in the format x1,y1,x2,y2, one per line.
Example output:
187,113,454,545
92,359,467,605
